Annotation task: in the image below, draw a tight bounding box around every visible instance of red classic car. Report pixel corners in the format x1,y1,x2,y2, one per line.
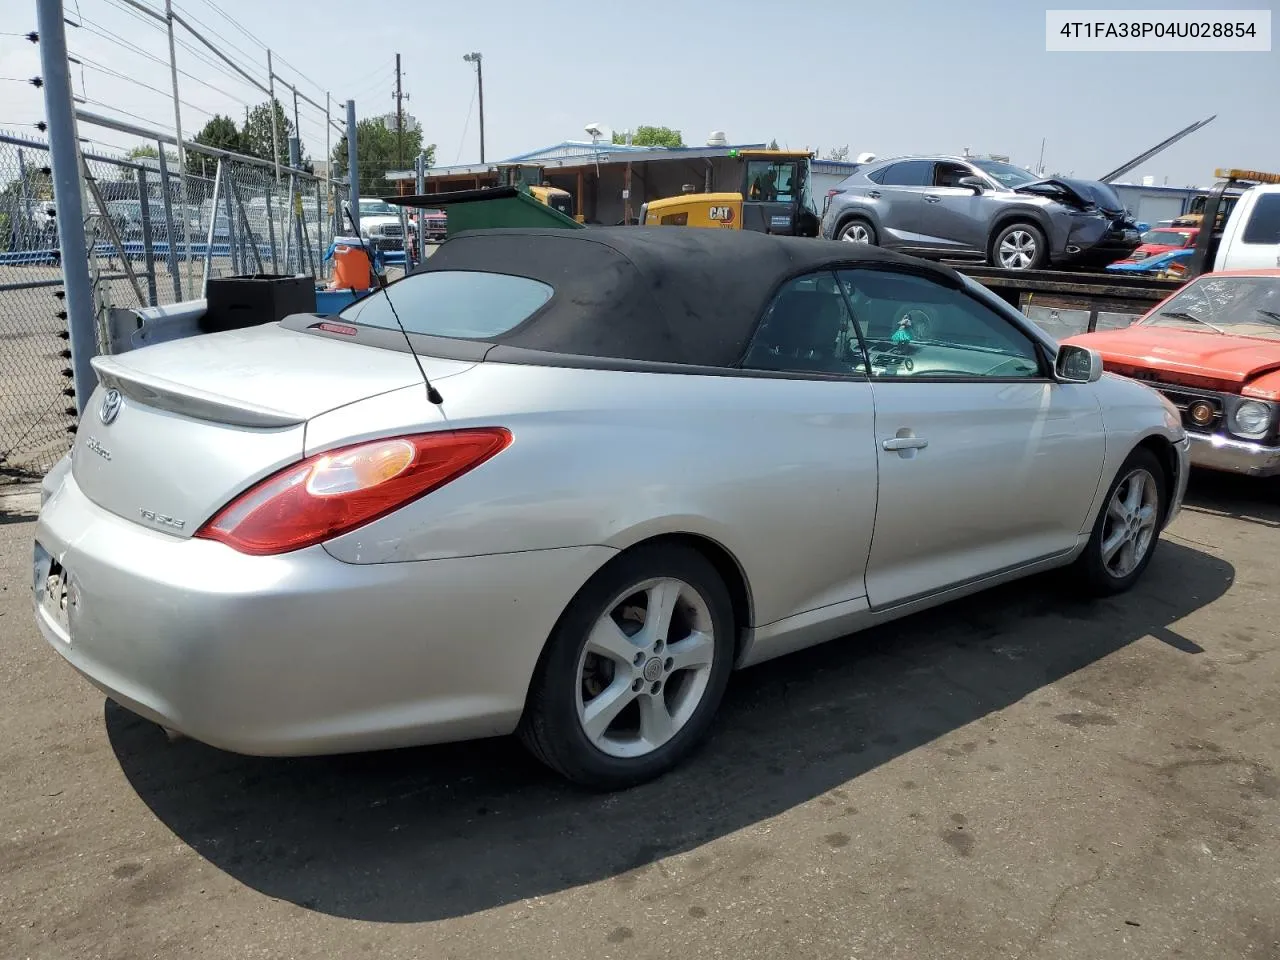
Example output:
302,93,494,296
1064,269,1280,477
1112,226,1199,265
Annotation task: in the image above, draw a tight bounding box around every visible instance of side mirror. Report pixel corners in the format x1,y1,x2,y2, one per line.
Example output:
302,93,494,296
1055,344,1104,383
957,176,986,194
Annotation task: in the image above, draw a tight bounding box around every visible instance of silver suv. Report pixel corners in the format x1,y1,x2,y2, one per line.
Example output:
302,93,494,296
820,156,1141,271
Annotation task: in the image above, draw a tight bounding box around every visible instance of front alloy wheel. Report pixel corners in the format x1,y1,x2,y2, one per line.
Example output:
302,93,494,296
997,228,1039,269
1074,447,1167,595
1100,468,1160,579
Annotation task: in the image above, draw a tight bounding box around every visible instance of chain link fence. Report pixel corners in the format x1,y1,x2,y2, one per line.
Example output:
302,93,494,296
1,128,343,481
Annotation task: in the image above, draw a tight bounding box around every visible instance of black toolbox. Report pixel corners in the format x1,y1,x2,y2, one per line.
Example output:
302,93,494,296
202,273,317,333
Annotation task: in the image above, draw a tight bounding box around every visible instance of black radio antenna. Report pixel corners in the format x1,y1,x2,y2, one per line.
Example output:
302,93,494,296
344,209,443,405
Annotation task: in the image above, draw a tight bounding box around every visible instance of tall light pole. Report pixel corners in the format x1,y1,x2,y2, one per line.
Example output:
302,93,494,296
463,51,484,163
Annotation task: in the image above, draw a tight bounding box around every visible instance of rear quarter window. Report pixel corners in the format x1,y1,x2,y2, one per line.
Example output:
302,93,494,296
338,270,554,339
1242,193,1280,245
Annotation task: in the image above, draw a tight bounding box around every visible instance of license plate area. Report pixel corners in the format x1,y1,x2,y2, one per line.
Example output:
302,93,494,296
33,542,72,641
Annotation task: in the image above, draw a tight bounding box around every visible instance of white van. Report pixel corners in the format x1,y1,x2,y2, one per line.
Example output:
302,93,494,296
1214,184,1280,271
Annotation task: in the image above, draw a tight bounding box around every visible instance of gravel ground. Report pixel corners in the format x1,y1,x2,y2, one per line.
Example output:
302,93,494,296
0,470,1277,960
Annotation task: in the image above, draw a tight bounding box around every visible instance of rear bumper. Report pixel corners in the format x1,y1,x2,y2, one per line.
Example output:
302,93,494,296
1187,432,1280,477
33,468,614,756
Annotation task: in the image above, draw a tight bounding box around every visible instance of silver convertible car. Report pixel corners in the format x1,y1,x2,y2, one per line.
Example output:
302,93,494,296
34,228,1190,790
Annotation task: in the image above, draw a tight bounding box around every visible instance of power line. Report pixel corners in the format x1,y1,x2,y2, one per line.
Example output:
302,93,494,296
73,57,217,118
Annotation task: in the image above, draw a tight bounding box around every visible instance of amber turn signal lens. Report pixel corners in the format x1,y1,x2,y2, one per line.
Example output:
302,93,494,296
1188,401,1215,427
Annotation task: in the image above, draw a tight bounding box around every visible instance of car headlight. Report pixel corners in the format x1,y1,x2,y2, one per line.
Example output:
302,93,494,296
1229,399,1272,439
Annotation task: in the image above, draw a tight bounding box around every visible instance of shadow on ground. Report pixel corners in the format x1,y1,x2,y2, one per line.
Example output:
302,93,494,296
107,539,1233,923
1180,469,1280,529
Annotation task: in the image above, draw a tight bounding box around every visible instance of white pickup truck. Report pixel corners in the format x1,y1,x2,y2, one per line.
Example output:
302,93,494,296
1214,182,1280,271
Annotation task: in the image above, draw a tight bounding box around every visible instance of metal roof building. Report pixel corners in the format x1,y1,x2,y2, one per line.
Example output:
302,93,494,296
387,140,778,225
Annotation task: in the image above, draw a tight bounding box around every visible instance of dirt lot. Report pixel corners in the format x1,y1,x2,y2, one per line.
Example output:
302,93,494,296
1,472,1277,960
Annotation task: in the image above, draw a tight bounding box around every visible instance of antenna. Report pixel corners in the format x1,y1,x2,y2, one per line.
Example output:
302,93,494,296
343,211,443,405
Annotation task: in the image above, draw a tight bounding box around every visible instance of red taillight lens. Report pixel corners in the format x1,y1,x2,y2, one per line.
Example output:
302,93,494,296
195,427,512,555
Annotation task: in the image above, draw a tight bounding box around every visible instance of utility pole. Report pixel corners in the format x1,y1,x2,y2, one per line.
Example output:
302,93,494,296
345,99,359,234
463,52,484,163
395,53,403,169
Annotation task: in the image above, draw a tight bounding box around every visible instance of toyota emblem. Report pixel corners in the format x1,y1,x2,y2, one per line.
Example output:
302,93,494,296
99,388,122,425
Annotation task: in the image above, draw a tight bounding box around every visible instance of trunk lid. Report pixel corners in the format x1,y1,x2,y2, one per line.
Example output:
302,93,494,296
73,322,472,537
1070,326,1280,389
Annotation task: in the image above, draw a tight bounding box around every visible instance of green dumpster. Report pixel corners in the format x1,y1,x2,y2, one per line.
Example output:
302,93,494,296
387,185,583,238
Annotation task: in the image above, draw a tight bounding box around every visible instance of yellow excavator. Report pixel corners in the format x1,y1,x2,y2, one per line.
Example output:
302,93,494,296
639,149,820,236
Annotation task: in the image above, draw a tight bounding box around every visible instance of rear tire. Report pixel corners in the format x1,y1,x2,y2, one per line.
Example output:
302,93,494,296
518,543,736,790
990,221,1047,270
1073,447,1167,596
837,217,877,245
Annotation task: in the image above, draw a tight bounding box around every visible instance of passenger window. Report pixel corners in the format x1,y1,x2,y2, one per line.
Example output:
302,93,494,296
742,272,868,377
1242,194,1280,245
876,160,931,187
933,162,974,188
836,269,1045,379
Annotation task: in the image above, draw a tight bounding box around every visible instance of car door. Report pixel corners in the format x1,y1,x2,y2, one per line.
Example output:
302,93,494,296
864,160,931,249
917,160,993,254
738,270,879,624
836,267,1106,609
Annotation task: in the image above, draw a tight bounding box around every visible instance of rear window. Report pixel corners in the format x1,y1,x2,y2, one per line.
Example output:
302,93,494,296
1242,193,1280,245
338,270,554,339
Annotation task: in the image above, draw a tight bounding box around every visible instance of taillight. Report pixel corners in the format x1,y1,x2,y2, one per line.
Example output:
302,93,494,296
195,427,512,555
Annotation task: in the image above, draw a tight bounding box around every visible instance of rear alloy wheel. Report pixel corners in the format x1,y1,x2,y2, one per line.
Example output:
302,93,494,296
838,218,876,244
519,545,735,789
1074,448,1167,596
991,222,1047,270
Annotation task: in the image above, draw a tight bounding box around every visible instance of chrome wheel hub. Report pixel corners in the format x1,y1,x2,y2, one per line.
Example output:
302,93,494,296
998,229,1037,269
840,223,871,243
575,577,716,759
1101,468,1159,579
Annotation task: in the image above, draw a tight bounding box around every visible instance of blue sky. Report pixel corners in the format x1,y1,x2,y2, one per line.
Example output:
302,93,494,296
2,0,1276,186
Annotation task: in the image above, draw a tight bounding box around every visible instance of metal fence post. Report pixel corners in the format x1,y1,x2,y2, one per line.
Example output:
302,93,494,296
36,0,98,416
314,180,324,279
201,159,223,297
263,180,279,273
346,100,359,236
222,174,240,275
267,49,281,183
154,147,183,300
288,136,304,273
415,151,425,262
135,167,159,305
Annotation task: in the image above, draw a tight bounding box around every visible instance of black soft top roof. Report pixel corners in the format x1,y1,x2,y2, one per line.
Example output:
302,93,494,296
414,227,965,368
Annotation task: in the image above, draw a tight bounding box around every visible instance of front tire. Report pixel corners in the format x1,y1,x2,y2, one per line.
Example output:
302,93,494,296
518,544,736,790
990,221,1047,270
1074,447,1167,596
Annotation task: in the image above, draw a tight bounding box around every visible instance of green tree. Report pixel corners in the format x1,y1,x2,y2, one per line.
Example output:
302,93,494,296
117,144,178,179
187,114,243,176
241,99,305,169
768,138,780,150
330,118,436,197
613,125,683,148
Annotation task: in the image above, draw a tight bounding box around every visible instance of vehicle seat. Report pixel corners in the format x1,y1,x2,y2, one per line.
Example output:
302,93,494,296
749,289,849,372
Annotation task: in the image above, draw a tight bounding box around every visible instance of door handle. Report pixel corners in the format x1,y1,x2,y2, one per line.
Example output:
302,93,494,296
882,437,929,451
867,191,881,199
924,195,941,203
